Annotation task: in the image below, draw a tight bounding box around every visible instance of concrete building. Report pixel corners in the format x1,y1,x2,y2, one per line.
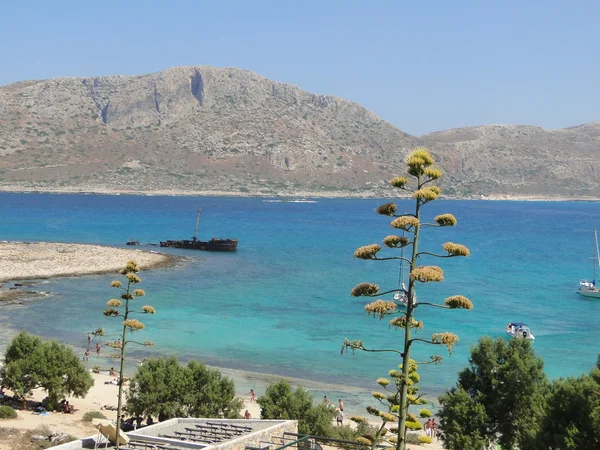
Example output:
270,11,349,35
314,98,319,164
49,418,298,450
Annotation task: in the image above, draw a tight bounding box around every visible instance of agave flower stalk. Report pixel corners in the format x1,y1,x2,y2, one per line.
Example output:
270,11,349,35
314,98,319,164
103,260,156,449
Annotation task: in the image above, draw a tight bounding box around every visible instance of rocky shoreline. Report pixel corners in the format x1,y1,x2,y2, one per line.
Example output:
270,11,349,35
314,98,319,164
0,186,598,202
0,242,175,302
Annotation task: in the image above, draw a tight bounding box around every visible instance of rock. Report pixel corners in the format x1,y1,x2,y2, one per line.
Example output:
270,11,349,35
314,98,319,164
30,435,47,441
0,66,597,199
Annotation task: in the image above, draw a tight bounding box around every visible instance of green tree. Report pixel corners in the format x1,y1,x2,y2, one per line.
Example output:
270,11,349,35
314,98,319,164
439,337,548,450
1,331,93,410
436,387,488,450
343,147,473,450
125,357,242,420
536,356,600,450
185,360,243,419
258,380,335,435
103,260,156,448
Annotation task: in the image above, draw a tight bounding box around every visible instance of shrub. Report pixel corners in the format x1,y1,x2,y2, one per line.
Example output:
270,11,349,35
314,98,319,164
82,410,107,422
418,435,433,444
0,405,18,419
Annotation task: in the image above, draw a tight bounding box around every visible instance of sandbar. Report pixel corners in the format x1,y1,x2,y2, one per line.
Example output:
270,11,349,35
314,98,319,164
0,242,173,285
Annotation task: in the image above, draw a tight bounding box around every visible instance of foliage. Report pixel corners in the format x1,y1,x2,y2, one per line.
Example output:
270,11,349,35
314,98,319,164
417,435,432,444
536,357,600,450
257,380,335,435
82,410,107,422
0,331,93,409
439,337,548,450
103,260,156,448
437,388,488,450
126,357,242,420
185,360,243,419
343,147,472,450
0,405,18,419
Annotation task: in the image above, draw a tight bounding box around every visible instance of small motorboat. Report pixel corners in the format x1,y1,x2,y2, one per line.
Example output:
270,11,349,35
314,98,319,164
505,322,535,340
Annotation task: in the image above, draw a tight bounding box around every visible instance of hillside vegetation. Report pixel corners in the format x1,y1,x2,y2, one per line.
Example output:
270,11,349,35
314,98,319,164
0,66,598,199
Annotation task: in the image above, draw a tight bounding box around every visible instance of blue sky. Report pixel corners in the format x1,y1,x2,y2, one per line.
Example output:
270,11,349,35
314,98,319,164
2,1,599,135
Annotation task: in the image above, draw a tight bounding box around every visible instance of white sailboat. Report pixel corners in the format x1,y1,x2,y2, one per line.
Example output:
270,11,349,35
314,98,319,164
578,227,600,299
393,235,416,307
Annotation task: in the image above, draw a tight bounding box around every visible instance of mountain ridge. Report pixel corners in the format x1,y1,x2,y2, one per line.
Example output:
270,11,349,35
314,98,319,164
0,66,598,199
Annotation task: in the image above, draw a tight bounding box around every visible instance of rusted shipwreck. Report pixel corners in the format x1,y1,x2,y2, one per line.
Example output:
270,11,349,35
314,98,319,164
159,209,238,252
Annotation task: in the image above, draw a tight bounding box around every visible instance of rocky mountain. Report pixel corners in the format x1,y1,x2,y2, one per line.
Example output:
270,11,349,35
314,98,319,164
0,66,598,199
422,123,600,198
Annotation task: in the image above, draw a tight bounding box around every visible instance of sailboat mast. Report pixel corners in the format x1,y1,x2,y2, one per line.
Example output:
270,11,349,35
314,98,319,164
193,209,202,241
594,227,599,283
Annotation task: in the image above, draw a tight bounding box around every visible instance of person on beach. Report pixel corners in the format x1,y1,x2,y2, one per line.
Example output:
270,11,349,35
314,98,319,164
338,399,344,411
323,395,329,405
96,342,101,355
249,388,256,402
430,418,437,439
83,349,90,361
110,367,117,376
244,409,252,419
425,419,432,437
336,408,344,426
87,333,91,345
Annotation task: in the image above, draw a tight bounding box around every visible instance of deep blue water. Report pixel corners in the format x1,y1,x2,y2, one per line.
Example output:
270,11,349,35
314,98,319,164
1,193,599,409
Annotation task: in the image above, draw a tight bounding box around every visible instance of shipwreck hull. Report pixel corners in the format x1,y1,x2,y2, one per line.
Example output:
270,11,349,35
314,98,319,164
159,238,238,252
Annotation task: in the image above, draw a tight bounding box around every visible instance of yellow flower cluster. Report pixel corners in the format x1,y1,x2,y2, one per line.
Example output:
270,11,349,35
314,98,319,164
110,280,122,288
431,332,459,354
107,299,122,307
355,437,372,446
351,282,379,297
103,308,119,317
353,244,381,260
410,265,444,282
119,260,140,274
383,235,409,248
126,273,141,284
413,186,441,202
390,216,419,231
424,166,442,180
372,391,386,400
434,213,457,226
444,295,473,310
443,242,470,257
379,412,396,422
390,177,409,188
133,289,146,297
376,202,397,216
123,319,145,331
365,299,397,319
377,377,390,387
389,316,424,329
406,147,434,177
142,305,156,314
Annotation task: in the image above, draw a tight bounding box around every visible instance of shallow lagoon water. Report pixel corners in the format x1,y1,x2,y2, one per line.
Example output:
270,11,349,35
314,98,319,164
1,193,599,412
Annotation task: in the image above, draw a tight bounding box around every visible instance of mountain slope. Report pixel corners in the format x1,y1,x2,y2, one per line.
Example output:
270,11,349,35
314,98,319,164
422,124,600,198
0,66,419,196
0,66,598,199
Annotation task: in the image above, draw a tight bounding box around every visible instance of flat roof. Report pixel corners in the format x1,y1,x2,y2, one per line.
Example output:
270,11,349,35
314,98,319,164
49,418,296,450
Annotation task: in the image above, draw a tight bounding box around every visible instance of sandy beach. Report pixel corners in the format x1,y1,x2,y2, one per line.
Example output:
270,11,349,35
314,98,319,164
0,242,173,285
0,371,444,450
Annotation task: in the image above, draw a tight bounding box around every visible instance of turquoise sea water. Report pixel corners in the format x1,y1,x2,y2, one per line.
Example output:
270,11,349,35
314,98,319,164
0,193,599,412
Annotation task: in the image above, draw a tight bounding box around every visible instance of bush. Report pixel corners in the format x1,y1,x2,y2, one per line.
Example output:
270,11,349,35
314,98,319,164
82,410,107,422
0,405,18,419
418,435,433,444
